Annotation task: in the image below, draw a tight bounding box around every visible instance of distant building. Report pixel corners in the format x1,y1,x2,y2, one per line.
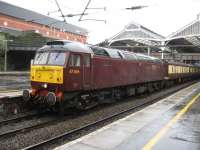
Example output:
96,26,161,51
0,1,87,43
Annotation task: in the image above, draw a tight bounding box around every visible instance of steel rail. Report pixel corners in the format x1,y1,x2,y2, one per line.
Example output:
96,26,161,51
0,111,44,126
0,114,60,139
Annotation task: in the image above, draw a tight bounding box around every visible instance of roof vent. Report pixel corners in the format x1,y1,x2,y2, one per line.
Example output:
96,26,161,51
46,40,71,46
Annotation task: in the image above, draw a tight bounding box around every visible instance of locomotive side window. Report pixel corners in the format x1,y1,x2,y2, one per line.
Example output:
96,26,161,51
83,55,90,67
69,54,81,67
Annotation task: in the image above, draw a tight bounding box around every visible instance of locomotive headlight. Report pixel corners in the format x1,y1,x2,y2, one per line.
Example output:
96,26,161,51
43,83,48,88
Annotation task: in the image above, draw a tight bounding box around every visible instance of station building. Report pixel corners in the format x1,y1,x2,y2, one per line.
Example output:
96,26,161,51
0,1,87,71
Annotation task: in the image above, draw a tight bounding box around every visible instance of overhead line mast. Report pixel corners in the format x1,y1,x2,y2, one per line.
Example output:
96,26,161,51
54,0,67,22
79,0,106,23
79,0,92,21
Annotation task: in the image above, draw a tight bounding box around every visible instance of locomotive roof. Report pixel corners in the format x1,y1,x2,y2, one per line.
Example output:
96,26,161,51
89,45,163,63
168,61,192,66
38,40,93,54
38,40,163,63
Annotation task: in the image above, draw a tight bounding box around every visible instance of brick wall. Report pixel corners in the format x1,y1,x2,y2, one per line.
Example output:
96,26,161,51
0,14,87,43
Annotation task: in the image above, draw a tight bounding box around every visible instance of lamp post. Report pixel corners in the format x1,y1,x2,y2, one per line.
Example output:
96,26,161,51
1,39,13,72
4,40,8,72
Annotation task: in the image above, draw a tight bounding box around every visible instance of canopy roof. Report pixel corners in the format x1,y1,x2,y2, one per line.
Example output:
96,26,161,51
166,16,200,53
108,21,165,47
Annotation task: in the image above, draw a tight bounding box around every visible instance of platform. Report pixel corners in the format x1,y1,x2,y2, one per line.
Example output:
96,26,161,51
0,71,29,76
0,73,29,97
55,82,200,150
0,90,23,98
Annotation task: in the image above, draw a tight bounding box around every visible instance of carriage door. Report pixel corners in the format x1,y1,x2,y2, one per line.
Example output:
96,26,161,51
82,54,91,89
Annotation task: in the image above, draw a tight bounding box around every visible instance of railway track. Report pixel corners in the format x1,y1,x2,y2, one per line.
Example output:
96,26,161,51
0,111,44,126
0,108,80,141
0,112,58,139
22,80,197,150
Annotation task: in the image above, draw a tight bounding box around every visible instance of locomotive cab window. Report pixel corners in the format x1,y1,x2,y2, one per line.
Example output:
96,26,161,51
34,52,48,65
69,54,81,67
48,52,67,66
33,51,67,66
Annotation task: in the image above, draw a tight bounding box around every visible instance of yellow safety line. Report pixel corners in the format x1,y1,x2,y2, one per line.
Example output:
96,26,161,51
142,92,200,150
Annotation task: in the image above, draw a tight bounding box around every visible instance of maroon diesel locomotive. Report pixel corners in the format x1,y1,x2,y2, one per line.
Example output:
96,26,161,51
23,40,200,111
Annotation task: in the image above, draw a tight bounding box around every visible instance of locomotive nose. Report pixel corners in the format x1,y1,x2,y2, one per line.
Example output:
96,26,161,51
46,92,56,106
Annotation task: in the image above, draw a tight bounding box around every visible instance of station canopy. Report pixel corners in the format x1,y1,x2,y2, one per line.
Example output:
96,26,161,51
107,21,165,52
166,16,200,53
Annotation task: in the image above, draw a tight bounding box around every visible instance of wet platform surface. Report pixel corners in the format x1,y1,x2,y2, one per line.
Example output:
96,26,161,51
55,82,200,150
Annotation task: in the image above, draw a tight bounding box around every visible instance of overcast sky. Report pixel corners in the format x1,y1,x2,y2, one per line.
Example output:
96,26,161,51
1,0,200,44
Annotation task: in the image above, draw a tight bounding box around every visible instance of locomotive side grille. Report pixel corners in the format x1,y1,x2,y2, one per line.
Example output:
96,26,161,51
31,65,63,84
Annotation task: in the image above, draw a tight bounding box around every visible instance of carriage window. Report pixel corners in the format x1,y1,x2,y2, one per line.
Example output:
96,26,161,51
83,55,90,67
69,54,80,67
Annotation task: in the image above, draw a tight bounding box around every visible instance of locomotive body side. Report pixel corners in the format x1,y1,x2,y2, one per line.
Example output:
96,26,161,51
90,47,167,91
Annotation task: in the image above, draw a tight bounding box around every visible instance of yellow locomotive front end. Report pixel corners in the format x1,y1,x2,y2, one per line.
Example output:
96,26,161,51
23,50,68,106
30,65,63,84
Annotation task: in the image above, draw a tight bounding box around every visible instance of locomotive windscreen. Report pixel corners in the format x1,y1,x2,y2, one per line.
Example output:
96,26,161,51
33,52,68,66
48,52,67,65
